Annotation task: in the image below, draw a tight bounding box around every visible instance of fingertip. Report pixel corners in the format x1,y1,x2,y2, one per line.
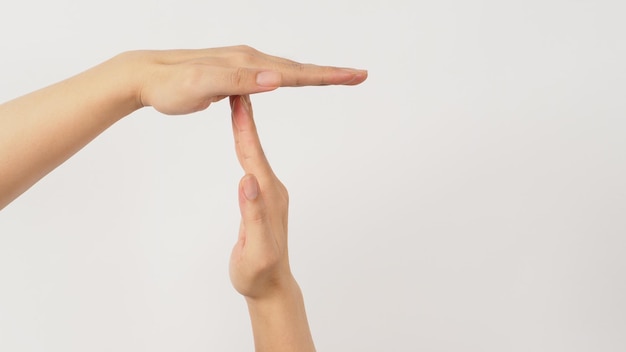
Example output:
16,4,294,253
344,69,368,85
357,69,368,80
231,95,249,130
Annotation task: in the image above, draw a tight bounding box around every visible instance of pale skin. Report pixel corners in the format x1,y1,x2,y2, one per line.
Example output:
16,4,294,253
230,94,315,351
0,45,367,210
0,45,367,350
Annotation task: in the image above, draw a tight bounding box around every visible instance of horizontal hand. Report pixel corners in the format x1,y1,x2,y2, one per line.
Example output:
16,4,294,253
134,45,368,115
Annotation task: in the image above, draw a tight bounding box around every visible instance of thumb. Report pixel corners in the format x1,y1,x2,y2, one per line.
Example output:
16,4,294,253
210,67,282,96
239,174,270,237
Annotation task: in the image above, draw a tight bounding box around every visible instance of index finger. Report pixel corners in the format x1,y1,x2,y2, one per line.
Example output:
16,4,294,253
235,45,367,86
261,57,369,87
230,95,275,178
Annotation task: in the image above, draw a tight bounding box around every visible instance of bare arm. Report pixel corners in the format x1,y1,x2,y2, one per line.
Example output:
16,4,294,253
229,95,317,352
0,45,367,209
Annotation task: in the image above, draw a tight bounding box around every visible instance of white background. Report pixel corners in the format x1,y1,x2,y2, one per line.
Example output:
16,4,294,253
1,0,625,351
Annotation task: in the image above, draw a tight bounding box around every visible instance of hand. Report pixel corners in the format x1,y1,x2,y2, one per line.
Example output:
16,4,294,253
0,44,366,212
129,45,368,115
229,95,318,351
228,94,293,299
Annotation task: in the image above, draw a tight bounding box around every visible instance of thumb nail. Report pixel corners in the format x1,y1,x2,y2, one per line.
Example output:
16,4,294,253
243,175,259,200
256,71,281,87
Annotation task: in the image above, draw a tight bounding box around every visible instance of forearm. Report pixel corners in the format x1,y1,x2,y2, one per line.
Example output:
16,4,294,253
246,278,316,352
0,53,141,209
0,46,367,210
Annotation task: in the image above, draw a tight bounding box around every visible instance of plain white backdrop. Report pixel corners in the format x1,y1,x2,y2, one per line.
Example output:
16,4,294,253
1,0,625,351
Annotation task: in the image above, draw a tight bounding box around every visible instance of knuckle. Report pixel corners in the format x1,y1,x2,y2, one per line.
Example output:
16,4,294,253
285,61,305,72
273,182,289,207
247,210,266,225
230,67,250,87
239,53,257,66
290,63,306,86
319,66,333,85
246,201,268,225
232,45,259,65
280,194,289,208
234,44,255,53
280,185,289,205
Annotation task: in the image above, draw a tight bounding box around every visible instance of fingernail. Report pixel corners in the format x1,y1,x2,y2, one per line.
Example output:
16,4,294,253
256,71,281,87
339,69,368,84
243,175,259,201
337,69,357,82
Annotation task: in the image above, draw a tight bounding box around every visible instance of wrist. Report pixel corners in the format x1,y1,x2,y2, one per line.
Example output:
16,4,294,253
245,276,316,352
105,51,152,114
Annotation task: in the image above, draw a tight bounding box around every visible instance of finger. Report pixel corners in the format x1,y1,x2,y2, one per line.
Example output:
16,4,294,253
238,174,274,247
230,95,275,177
234,46,367,86
261,59,368,87
185,46,368,89
202,63,365,94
